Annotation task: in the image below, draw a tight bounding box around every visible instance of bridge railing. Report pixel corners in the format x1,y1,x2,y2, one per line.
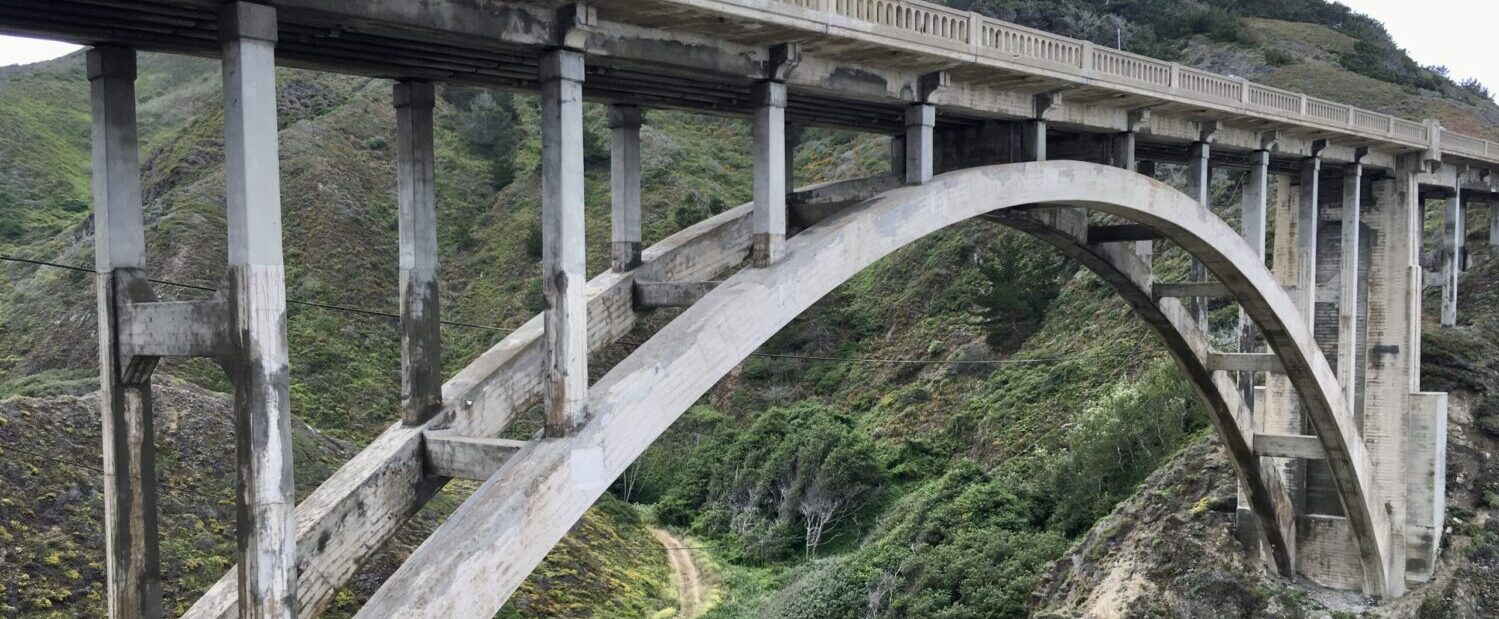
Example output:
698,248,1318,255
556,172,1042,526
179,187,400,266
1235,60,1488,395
757,0,1494,163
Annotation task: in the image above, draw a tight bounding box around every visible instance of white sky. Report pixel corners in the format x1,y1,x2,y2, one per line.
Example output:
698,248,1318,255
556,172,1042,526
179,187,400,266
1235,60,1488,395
0,35,81,67
1336,0,1499,98
0,2,1493,93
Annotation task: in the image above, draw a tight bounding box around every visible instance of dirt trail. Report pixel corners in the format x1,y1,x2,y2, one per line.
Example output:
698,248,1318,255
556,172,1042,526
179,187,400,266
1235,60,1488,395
650,527,707,618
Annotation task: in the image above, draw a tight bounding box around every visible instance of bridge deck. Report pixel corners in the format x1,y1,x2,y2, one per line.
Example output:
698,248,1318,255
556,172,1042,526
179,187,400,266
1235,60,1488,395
3,0,1497,170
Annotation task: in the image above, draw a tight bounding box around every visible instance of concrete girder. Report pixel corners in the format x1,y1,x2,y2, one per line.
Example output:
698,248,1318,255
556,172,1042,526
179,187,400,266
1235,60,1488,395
354,162,1393,617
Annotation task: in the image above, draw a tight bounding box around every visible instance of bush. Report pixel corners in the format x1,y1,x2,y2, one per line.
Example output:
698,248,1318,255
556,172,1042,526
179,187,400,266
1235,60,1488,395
1264,48,1298,67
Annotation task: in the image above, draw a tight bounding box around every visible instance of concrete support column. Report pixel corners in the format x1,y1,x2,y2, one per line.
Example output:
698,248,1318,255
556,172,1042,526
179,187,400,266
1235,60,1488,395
1136,160,1157,267
1364,159,1424,596
394,80,442,426
541,49,588,435
1296,156,1321,317
609,104,643,272
1338,163,1363,412
1188,141,1211,324
1264,172,1304,513
905,103,934,184
1110,131,1136,170
786,122,802,191
752,81,787,266
1489,200,1499,258
1238,150,1271,404
219,3,297,615
889,135,906,180
1023,119,1046,162
90,45,164,619
1441,189,1460,326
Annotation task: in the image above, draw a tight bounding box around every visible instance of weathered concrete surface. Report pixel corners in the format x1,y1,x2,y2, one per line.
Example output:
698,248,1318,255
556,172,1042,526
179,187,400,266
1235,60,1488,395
354,162,1392,617
1441,189,1460,326
752,81,787,265
634,281,720,309
220,3,297,616
905,103,934,184
1206,352,1284,373
1337,164,1363,412
90,44,164,619
395,79,443,426
610,104,644,271
541,49,589,437
1255,433,1327,460
183,198,761,619
422,434,526,482
1152,281,1230,300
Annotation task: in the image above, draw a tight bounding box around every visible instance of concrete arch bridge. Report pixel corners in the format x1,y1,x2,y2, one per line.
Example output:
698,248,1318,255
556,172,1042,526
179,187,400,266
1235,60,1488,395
7,0,1497,616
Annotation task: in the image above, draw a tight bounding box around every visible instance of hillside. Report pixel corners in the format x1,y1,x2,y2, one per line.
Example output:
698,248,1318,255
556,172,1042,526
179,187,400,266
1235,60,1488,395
1030,240,1499,618
1,0,1498,617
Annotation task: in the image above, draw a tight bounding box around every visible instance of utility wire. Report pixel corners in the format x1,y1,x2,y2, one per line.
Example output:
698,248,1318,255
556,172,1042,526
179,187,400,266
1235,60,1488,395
3,253,1149,366
0,254,514,333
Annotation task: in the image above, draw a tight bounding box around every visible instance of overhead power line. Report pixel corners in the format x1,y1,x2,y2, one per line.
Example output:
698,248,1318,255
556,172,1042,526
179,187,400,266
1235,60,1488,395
2,253,1154,367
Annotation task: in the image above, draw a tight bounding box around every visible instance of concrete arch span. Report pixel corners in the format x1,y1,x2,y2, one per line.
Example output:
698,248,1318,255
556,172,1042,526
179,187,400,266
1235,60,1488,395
357,161,1393,617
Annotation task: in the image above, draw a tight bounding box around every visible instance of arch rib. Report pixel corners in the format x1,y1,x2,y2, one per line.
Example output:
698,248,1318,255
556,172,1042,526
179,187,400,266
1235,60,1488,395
357,161,1392,617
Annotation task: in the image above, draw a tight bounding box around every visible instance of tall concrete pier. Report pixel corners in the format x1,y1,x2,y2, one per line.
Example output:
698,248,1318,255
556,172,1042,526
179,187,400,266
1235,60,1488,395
9,0,1497,615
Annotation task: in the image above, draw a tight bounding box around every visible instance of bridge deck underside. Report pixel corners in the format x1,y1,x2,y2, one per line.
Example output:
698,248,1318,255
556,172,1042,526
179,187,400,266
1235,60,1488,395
8,0,1486,169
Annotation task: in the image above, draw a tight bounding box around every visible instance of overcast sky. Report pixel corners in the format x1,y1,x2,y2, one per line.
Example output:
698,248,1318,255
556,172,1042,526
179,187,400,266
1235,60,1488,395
0,1,1495,96
1335,0,1498,97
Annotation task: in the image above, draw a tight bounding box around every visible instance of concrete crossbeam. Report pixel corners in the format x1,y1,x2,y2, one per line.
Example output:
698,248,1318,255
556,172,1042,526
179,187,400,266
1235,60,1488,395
541,48,588,436
1207,352,1285,373
219,2,297,616
633,281,720,309
1087,223,1160,244
422,434,525,482
117,300,228,366
1154,281,1230,300
395,79,443,426
610,104,644,271
1255,433,1326,460
89,44,165,619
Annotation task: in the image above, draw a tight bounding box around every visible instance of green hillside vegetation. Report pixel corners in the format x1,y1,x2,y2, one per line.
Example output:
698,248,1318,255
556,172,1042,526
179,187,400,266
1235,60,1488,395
2,0,1499,617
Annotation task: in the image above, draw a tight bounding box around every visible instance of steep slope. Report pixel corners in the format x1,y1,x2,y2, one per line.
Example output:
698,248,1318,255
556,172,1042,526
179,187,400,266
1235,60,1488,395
1032,239,1499,618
